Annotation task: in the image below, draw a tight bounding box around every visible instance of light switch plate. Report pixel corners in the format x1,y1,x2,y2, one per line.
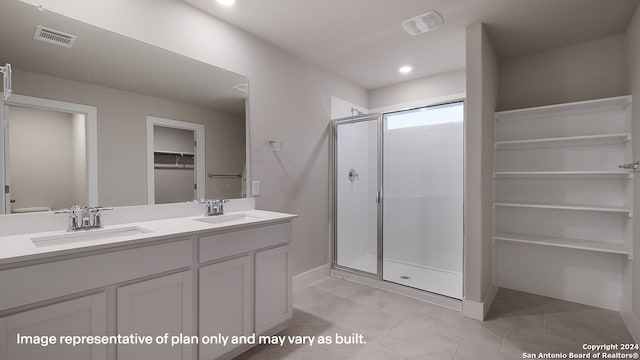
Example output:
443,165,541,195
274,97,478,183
252,181,261,196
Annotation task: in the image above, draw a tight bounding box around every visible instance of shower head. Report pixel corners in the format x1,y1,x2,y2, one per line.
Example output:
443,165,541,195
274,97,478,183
351,107,364,116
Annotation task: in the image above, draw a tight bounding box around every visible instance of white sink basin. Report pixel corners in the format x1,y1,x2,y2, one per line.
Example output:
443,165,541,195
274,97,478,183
31,226,152,247
194,213,259,225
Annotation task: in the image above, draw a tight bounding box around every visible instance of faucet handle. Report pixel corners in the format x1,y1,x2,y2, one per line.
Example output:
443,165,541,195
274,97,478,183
54,204,82,214
91,206,114,212
87,206,112,228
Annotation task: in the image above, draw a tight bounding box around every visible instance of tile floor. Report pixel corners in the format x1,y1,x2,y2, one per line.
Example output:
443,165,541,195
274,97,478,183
236,276,636,360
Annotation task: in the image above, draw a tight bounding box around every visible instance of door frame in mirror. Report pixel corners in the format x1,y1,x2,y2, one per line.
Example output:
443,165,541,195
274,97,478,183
0,93,98,214
146,116,205,204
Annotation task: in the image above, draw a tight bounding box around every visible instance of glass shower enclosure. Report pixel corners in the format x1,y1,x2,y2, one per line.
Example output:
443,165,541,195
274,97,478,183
332,102,464,299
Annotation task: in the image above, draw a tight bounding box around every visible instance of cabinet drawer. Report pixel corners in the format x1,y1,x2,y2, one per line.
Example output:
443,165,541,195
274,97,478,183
0,239,192,312
199,222,291,263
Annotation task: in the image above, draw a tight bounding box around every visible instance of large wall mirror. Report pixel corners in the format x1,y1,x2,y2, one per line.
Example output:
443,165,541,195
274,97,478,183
0,0,249,214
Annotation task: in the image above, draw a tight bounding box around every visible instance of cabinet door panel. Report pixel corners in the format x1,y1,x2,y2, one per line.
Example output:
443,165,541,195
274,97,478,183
199,255,251,360
0,293,106,360
117,271,193,360
255,245,291,334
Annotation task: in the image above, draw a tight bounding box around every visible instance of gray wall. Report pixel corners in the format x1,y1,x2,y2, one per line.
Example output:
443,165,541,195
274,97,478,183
12,69,245,206
27,0,368,277
8,105,79,210
368,69,466,109
499,34,628,111
465,23,498,309
71,113,87,206
627,4,640,325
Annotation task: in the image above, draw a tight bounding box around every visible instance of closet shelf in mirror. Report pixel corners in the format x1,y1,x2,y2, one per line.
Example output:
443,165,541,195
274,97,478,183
494,133,630,149
154,163,194,169
493,232,631,259
153,150,195,157
494,202,632,216
493,171,633,179
207,173,243,179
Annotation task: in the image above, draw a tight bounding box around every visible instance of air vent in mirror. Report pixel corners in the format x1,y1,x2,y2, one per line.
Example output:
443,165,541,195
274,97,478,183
33,25,77,48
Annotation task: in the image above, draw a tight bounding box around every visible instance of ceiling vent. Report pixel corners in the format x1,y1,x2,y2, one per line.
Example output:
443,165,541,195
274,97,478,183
402,11,444,35
33,25,77,48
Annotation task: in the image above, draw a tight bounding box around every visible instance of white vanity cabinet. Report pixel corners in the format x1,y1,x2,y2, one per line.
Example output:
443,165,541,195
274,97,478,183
255,245,291,335
117,271,193,360
0,293,107,360
198,221,293,360
0,212,294,360
199,255,252,360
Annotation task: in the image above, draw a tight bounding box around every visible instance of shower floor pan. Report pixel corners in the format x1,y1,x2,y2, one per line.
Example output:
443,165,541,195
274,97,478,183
344,255,462,299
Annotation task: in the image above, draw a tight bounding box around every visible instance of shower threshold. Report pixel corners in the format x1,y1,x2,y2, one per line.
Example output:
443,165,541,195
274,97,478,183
343,255,462,300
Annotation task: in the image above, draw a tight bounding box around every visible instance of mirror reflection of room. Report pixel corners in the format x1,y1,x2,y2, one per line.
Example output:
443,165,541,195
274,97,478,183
6,105,87,213
0,0,248,213
152,126,196,204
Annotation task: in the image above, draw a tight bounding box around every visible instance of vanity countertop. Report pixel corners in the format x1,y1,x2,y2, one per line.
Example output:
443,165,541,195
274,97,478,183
0,209,296,266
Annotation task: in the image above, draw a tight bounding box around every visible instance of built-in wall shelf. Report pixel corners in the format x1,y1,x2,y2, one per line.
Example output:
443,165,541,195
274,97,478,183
494,133,630,149
493,171,633,179
494,202,632,216
493,95,633,311
495,95,632,123
493,232,631,259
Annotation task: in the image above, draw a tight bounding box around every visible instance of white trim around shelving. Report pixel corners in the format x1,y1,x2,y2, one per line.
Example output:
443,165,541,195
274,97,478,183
493,171,633,179
494,202,632,216
494,133,630,149
493,233,631,259
495,95,632,123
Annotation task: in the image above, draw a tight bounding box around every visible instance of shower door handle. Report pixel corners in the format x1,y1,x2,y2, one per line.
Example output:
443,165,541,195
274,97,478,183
376,190,381,204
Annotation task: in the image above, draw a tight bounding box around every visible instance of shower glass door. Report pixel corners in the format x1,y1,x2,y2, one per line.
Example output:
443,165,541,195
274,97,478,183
334,115,379,275
382,102,464,299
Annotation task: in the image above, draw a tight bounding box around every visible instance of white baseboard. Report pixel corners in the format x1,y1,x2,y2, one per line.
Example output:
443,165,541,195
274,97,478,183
462,285,498,321
621,311,640,342
497,273,621,311
292,263,330,293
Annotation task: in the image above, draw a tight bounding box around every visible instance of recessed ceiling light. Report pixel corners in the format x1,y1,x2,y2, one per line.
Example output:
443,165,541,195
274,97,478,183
216,0,236,6
398,65,413,74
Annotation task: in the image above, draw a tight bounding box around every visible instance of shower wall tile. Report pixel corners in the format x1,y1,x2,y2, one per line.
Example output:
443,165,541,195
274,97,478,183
383,121,463,273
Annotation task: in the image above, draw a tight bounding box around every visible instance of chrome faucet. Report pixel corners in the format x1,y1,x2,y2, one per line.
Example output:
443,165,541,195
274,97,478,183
199,199,229,216
55,205,112,231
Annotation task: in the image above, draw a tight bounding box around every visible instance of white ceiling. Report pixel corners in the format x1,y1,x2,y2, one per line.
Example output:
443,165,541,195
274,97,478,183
0,0,248,114
181,0,639,90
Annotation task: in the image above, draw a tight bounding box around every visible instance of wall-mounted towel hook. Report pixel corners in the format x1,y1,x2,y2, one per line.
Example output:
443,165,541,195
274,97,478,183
268,139,282,151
